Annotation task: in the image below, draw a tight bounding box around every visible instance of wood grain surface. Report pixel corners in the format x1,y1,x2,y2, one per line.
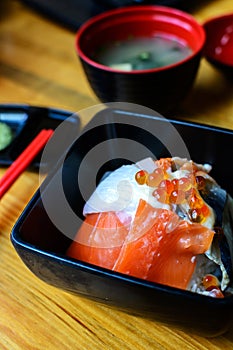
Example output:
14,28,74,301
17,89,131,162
0,1,233,349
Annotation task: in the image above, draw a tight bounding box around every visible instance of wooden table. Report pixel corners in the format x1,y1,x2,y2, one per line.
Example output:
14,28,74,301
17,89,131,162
0,0,233,349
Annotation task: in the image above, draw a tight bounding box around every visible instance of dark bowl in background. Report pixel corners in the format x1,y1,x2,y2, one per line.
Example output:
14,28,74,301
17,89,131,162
75,6,205,114
203,12,233,80
11,107,233,337
20,0,196,31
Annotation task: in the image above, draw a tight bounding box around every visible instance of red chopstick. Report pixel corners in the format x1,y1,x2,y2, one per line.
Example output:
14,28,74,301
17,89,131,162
0,129,54,199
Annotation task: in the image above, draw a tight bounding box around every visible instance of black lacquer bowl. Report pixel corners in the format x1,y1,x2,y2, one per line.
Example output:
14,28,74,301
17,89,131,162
75,6,205,114
11,107,233,337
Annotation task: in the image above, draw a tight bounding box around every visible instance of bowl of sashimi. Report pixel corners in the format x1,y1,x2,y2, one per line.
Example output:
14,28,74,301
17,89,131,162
11,108,233,337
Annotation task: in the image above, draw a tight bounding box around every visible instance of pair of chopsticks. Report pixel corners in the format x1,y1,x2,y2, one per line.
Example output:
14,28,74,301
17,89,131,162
0,129,54,199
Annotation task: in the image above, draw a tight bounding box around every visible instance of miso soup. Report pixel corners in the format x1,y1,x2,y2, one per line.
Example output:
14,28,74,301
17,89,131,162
94,35,193,71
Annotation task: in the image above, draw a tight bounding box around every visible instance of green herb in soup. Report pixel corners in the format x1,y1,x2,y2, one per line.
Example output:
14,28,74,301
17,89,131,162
94,35,193,71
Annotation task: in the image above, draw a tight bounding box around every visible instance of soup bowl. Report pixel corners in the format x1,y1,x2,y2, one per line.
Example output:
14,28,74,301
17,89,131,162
75,6,205,113
203,12,233,80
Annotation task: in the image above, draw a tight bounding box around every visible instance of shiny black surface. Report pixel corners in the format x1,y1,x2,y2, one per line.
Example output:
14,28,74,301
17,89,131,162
11,107,233,336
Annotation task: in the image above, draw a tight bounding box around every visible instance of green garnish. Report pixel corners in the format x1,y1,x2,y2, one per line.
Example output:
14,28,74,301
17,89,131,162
138,51,151,61
0,122,13,151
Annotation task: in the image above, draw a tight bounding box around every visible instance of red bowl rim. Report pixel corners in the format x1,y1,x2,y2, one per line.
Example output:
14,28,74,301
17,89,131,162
75,5,206,75
202,12,233,68
202,12,233,28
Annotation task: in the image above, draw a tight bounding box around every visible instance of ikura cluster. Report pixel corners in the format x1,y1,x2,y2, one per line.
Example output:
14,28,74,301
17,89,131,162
135,158,210,224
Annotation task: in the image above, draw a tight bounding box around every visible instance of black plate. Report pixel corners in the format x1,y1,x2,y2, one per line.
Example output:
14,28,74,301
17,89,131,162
0,104,79,168
11,107,233,337
20,0,197,31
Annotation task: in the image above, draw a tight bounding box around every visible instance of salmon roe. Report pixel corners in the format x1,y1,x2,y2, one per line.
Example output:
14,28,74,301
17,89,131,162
146,167,164,187
135,170,148,185
135,164,209,223
152,188,169,204
158,179,174,195
170,189,186,204
202,274,220,289
172,177,192,192
202,274,224,298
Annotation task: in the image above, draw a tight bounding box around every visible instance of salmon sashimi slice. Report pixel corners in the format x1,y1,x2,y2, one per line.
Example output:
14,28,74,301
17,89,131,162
67,211,129,269
147,220,215,289
113,199,215,289
67,199,215,290
113,199,178,279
